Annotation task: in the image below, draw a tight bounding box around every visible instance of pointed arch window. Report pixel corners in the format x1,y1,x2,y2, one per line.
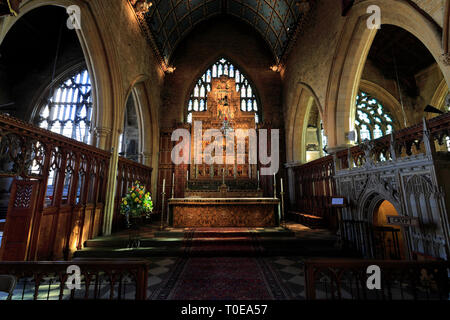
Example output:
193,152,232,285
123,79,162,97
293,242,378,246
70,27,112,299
35,66,93,144
355,91,395,143
187,58,260,124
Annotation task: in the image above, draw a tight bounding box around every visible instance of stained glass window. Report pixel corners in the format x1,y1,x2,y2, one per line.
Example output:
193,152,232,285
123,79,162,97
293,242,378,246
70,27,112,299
36,67,92,144
355,91,395,143
187,58,260,123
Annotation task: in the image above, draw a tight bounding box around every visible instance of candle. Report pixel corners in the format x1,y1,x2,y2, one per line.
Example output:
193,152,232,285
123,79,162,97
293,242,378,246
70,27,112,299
273,173,276,198
171,173,175,198
162,178,165,193
281,178,283,193
187,170,189,181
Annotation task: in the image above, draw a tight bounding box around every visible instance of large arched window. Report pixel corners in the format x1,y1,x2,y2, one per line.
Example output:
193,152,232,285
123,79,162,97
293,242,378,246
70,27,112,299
36,66,93,144
187,58,260,124
355,91,395,143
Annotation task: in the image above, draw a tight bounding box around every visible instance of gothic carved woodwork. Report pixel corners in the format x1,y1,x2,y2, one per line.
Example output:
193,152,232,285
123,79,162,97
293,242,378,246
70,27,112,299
0,179,39,261
190,76,257,181
0,113,151,260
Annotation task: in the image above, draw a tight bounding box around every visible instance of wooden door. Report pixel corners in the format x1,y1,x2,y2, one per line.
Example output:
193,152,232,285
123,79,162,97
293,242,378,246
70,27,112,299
0,179,40,261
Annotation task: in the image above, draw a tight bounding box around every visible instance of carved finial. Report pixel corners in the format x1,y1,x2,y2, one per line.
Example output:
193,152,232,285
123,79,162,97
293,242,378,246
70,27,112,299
390,132,397,161
347,146,353,169
361,140,375,168
422,117,435,156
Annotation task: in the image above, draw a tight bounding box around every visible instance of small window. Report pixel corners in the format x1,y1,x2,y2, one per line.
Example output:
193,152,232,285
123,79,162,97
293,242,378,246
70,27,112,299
355,91,395,143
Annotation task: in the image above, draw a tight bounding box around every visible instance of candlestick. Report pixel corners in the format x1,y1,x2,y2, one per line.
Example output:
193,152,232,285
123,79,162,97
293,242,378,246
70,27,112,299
257,170,260,190
160,178,166,230
273,173,276,198
171,173,174,199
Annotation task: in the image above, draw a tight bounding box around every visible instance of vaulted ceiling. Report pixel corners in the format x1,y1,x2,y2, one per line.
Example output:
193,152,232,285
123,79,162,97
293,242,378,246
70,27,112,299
137,0,310,64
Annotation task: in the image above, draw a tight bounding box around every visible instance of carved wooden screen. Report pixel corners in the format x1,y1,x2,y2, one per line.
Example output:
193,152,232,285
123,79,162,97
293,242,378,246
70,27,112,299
0,179,39,261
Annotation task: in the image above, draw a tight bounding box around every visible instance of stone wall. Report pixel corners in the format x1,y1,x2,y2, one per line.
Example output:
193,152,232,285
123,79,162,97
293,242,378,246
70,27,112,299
161,16,283,129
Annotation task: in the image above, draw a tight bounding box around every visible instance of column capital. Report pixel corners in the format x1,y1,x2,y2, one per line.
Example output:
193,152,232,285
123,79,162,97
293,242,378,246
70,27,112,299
93,127,112,136
441,52,450,66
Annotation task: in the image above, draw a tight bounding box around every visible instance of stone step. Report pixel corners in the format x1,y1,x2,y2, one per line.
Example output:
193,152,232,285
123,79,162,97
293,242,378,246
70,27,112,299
73,244,343,259
152,230,296,238
83,235,335,248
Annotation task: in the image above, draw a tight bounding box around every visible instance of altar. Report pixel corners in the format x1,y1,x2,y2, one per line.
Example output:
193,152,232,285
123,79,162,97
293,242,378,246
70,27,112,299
164,72,280,228
168,198,280,227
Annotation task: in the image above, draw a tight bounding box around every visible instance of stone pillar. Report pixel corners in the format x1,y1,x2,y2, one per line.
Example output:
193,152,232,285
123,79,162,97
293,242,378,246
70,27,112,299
102,128,122,236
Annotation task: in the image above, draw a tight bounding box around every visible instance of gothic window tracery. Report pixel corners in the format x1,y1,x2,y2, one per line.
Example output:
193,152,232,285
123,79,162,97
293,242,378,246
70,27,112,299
36,67,92,144
187,58,260,124
355,91,395,143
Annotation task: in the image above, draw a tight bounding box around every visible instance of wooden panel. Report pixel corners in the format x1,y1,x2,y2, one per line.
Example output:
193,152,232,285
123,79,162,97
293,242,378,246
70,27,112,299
80,206,94,248
52,207,71,260
35,211,56,260
67,207,82,258
0,180,40,261
92,207,103,238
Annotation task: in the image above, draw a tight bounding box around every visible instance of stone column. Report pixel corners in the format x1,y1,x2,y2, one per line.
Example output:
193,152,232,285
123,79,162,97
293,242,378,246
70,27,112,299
102,128,122,236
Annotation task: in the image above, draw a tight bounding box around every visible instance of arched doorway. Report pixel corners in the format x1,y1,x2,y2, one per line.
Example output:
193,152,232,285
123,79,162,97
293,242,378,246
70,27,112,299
119,90,142,162
372,200,406,260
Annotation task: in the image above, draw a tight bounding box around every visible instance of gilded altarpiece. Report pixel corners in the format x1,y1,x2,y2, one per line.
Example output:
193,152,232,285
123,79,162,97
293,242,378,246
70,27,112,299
189,76,257,181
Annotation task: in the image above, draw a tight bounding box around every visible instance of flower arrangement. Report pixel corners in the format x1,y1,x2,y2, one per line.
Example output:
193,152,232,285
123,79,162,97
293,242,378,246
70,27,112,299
120,181,153,222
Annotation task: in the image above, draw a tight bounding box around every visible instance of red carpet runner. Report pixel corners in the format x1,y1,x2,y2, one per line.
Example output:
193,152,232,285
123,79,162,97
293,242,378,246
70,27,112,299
151,228,291,300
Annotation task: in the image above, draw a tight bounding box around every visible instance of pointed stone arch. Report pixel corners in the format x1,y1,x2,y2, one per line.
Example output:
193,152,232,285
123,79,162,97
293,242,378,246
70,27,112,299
325,0,450,149
286,82,324,163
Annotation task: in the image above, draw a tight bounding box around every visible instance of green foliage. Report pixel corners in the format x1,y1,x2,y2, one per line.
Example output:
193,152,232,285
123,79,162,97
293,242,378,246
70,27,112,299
120,180,153,219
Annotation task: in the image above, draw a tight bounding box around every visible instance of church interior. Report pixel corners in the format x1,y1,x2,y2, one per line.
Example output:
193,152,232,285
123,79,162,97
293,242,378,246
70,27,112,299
0,0,449,302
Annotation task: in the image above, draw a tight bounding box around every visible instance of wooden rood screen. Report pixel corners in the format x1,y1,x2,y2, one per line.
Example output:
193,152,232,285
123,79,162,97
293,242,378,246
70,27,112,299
0,114,152,261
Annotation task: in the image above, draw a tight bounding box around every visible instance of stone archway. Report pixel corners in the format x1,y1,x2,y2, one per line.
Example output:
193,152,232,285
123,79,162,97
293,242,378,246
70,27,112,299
358,189,408,260
372,200,407,260
286,83,324,163
326,0,450,149
0,0,118,151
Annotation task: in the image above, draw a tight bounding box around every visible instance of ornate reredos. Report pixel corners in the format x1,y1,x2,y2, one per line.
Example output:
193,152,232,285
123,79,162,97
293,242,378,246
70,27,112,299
191,75,255,129
209,76,239,122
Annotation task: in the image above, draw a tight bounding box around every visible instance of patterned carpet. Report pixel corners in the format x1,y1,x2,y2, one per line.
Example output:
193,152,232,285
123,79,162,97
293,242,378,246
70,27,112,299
148,256,305,300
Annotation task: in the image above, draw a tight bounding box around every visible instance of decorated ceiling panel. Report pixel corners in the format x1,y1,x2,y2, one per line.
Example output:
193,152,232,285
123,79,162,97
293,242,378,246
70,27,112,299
135,0,311,64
